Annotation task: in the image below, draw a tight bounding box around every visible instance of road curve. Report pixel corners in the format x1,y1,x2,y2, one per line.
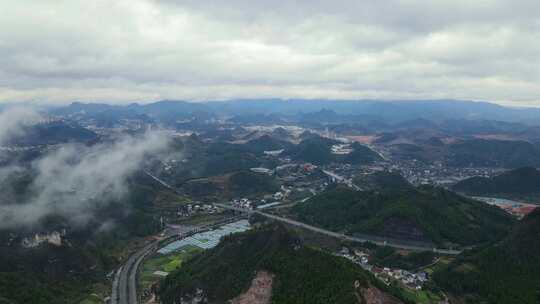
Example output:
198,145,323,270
112,217,245,304
114,241,158,304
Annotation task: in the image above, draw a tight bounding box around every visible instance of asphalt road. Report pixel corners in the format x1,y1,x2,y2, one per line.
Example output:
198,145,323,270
112,218,244,304
215,203,462,255
113,241,157,304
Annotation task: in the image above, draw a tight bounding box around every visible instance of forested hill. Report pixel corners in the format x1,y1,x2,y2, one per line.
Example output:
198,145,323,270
285,135,382,165
446,139,540,168
434,208,540,303
0,171,180,304
453,167,540,200
158,225,403,304
7,120,97,146
292,186,515,246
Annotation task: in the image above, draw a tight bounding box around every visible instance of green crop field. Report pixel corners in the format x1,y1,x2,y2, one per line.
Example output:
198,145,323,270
139,245,203,291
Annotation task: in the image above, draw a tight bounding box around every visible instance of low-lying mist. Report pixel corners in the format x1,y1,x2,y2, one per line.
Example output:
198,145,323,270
0,107,171,230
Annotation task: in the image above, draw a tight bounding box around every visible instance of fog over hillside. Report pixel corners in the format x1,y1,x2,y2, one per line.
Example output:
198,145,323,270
0,108,171,229
0,107,41,145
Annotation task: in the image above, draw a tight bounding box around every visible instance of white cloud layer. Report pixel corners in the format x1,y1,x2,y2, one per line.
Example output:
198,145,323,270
0,0,539,105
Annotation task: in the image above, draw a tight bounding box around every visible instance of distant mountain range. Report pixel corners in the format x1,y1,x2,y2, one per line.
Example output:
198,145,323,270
5,120,97,146
46,99,540,125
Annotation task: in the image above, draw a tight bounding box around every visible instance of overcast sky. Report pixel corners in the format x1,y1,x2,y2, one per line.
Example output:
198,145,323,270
0,0,539,106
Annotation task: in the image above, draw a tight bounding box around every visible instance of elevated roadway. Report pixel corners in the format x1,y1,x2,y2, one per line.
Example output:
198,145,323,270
215,203,462,255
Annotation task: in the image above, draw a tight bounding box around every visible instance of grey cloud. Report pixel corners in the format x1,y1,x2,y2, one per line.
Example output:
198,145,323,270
0,0,539,105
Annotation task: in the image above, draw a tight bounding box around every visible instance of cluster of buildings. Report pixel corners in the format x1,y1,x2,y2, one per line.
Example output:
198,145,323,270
331,143,353,155
231,198,255,210
372,267,428,290
337,247,429,291
231,189,288,211
176,204,219,217
388,160,503,186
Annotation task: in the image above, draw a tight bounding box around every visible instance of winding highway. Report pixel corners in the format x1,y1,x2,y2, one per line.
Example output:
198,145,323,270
112,172,249,303
215,203,462,255
112,241,158,304
111,217,246,304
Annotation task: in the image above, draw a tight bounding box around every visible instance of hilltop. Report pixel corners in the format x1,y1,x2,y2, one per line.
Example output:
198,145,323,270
353,171,413,192
180,170,280,199
453,167,540,200
446,139,540,168
386,138,540,168
0,170,182,304
292,186,514,246
434,208,540,303
158,225,403,304
285,135,382,165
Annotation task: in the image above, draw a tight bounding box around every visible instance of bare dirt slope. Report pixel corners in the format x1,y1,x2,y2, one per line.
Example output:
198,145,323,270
230,271,274,304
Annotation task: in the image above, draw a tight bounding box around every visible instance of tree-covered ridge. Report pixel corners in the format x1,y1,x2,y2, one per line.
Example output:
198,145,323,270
181,170,280,199
434,208,540,303
292,186,515,246
453,167,540,200
353,171,413,192
158,225,397,304
387,138,540,168
0,171,179,303
244,135,294,154
285,136,382,165
8,120,97,146
447,139,540,168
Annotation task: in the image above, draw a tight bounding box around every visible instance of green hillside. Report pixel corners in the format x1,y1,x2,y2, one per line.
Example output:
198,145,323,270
286,136,381,165
292,186,514,246
244,135,294,154
0,171,181,304
387,139,540,168
10,121,97,146
158,225,401,304
344,143,384,164
286,136,338,165
353,171,413,191
447,139,540,168
434,209,540,303
453,167,540,200
181,170,280,199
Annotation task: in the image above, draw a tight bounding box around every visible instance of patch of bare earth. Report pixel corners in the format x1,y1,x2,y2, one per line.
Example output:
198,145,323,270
230,271,274,304
360,286,403,304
